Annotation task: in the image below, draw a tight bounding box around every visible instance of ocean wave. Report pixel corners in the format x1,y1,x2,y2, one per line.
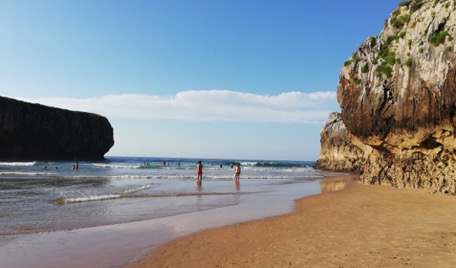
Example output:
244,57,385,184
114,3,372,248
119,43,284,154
109,175,156,179
137,165,167,169
0,161,37,166
55,194,121,204
0,172,43,176
239,161,313,168
91,163,139,169
46,174,146,180
118,184,152,194
92,163,171,170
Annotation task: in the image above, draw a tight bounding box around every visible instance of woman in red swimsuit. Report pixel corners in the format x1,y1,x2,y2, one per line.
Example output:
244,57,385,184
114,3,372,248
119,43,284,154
196,161,203,182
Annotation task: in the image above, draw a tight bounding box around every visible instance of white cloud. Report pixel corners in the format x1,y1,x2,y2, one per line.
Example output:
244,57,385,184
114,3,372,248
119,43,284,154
14,90,339,123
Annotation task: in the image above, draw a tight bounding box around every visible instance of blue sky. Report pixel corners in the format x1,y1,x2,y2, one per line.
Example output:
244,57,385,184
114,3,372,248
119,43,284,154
0,0,402,161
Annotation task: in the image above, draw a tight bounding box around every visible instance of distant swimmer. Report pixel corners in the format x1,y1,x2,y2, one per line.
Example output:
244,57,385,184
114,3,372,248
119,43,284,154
234,163,241,184
143,161,150,167
196,161,203,182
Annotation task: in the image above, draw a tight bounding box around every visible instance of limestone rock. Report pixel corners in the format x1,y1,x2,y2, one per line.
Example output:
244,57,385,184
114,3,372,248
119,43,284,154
0,96,114,160
315,112,365,172
319,0,456,194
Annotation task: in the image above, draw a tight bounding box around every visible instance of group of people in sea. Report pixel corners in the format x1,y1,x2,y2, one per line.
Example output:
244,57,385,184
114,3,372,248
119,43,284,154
71,161,79,170
196,161,241,186
141,160,240,187
143,161,181,167
41,161,79,171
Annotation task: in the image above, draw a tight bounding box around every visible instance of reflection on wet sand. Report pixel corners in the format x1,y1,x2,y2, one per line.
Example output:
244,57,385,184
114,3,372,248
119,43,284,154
196,180,202,191
320,177,353,193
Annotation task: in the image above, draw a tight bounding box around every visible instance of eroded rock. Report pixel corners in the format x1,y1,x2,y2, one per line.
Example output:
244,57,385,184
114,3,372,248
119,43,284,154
315,112,365,172
319,0,456,194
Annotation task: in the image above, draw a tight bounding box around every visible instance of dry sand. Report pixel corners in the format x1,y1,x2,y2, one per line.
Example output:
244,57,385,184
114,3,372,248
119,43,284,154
128,176,456,267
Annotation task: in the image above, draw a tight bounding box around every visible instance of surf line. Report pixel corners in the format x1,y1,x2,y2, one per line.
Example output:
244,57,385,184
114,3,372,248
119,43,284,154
52,191,254,205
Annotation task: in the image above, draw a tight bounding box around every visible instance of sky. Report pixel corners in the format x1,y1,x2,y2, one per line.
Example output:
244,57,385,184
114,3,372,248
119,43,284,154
0,0,402,161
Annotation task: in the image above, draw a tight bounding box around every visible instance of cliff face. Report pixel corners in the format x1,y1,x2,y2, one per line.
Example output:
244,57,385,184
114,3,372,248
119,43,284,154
319,0,456,194
0,96,114,160
315,112,365,172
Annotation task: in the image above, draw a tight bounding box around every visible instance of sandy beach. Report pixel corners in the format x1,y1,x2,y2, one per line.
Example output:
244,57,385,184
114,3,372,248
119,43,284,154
129,175,456,268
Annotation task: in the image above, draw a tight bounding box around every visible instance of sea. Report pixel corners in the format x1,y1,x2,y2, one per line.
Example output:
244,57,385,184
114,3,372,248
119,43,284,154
0,156,323,236
0,156,341,267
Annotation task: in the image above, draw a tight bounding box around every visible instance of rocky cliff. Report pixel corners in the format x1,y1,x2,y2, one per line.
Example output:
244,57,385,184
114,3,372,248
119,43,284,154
0,96,114,160
319,0,456,194
315,112,365,172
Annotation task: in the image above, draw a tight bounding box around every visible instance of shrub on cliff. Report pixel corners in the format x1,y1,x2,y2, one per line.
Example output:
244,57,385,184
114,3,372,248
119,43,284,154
429,30,451,46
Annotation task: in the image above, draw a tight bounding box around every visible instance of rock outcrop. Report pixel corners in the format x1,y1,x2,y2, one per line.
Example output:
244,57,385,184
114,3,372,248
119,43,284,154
0,96,114,160
315,112,365,172
318,0,456,194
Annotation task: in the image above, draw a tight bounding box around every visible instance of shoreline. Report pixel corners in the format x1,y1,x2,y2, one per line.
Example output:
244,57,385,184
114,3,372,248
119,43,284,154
0,176,327,268
128,175,456,268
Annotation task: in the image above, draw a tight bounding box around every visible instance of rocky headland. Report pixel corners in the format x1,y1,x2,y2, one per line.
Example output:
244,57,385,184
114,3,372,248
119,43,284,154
317,0,456,194
315,112,365,172
0,96,114,161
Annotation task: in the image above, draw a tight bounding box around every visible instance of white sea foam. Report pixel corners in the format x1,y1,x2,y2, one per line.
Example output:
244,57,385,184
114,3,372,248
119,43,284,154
119,184,151,194
110,175,156,179
91,163,138,169
0,172,41,176
0,162,36,166
63,194,121,203
240,161,258,166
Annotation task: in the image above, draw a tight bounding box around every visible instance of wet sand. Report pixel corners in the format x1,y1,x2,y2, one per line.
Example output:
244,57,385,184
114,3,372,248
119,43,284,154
129,176,456,267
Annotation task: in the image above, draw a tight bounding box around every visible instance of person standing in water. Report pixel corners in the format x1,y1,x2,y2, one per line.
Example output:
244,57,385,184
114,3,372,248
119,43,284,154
196,161,203,183
234,163,241,184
